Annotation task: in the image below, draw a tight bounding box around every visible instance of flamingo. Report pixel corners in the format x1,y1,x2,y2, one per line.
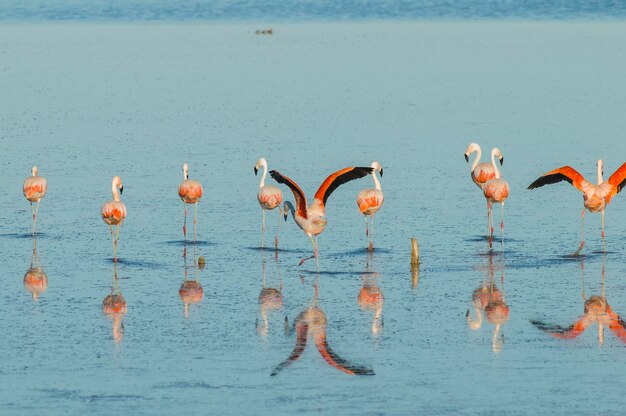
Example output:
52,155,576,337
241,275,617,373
254,158,283,248
465,143,500,239
483,148,509,247
102,263,127,343
101,176,126,262
178,163,203,245
356,161,384,251
270,166,374,266
22,166,48,235
528,160,626,255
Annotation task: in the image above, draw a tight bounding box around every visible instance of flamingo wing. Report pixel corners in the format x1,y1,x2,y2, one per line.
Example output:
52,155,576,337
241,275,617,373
314,335,375,376
530,318,588,339
270,170,308,218
608,313,626,344
608,162,626,200
314,166,374,206
527,166,585,191
271,322,309,376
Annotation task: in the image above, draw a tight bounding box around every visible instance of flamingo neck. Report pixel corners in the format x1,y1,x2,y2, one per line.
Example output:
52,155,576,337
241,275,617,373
32,166,38,177
597,162,604,185
372,171,381,191
112,183,121,202
471,146,481,172
491,150,501,179
284,201,297,222
259,160,268,188
467,305,483,330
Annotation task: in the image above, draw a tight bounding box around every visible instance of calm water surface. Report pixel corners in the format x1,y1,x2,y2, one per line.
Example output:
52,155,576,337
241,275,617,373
2,22,626,414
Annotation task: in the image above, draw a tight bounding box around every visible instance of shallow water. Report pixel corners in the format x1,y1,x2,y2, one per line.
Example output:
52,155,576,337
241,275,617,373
3,22,626,414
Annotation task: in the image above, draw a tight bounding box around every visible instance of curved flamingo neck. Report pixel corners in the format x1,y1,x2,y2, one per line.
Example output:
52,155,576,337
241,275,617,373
491,149,501,179
259,159,268,188
284,201,298,221
470,146,481,172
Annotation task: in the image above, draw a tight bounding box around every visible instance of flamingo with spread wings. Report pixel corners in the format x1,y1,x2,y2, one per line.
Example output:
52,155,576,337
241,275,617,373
270,166,373,266
528,160,626,254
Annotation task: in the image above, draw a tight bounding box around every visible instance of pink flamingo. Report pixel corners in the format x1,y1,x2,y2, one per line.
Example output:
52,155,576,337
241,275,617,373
22,166,48,235
178,163,203,244
528,160,626,255
483,148,509,248
270,166,374,266
356,161,384,251
254,158,283,248
101,176,126,262
465,143,501,239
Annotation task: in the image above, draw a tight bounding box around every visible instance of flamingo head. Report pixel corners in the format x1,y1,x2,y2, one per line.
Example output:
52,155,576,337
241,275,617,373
492,148,504,165
371,161,383,177
464,142,480,162
182,163,189,180
112,175,123,195
254,158,267,176
31,166,39,176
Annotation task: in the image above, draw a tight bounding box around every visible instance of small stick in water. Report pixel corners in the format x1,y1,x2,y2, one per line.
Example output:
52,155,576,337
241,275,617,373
411,238,420,265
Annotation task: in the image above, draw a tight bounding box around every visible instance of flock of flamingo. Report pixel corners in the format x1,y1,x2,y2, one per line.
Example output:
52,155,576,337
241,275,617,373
20,143,626,265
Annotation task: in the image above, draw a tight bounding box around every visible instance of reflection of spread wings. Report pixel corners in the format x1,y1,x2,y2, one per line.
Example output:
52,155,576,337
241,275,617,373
315,335,375,376
271,323,309,376
531,319,588,339
609,313,626,344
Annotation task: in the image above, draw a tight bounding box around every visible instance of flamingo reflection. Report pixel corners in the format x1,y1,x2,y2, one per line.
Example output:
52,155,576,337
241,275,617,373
532,257,626,345
23,238,47,301
256,252,284,338
179,245,204,318
466,254,509,352
272,281,374,376
357,254,384,336
102,263,127,343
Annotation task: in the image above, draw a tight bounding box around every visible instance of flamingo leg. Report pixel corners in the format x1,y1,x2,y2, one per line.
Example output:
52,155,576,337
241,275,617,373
261,209,266,247
34,200,41,236
183,204,187,240
365,215,369,238
299,235,319,266
369,214,375,252
275,206,281,249
602,209,606,253
500,203,505,246
575,209,585,256
193,202,198,243
109,224,115,262
30,202,35,235
114,224,120,262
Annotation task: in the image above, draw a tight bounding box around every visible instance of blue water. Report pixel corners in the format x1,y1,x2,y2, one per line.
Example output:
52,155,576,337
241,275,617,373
1,0,626,21
3,20,626,415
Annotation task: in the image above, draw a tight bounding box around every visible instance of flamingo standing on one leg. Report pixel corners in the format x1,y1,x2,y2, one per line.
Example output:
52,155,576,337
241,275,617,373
465,143,500,239
528,160,626,255
483,148,509,248
254,158,283,248
356,161,384,252
23,166,48,235
101,176,126,262
270,166,374,266
178,163,203,249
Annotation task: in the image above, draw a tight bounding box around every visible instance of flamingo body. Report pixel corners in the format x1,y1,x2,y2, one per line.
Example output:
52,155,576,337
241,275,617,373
101,201,127,225
483,179,509,204
23,167,48,202
179,281,204,305
357,189,384,216
178,179,203,204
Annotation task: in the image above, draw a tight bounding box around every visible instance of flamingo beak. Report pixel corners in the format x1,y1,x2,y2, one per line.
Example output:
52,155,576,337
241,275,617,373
284,212,288,222
464,153,469,163
379,168,383,177
254,167,258,175
499,156,504,166
119,186,124,195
